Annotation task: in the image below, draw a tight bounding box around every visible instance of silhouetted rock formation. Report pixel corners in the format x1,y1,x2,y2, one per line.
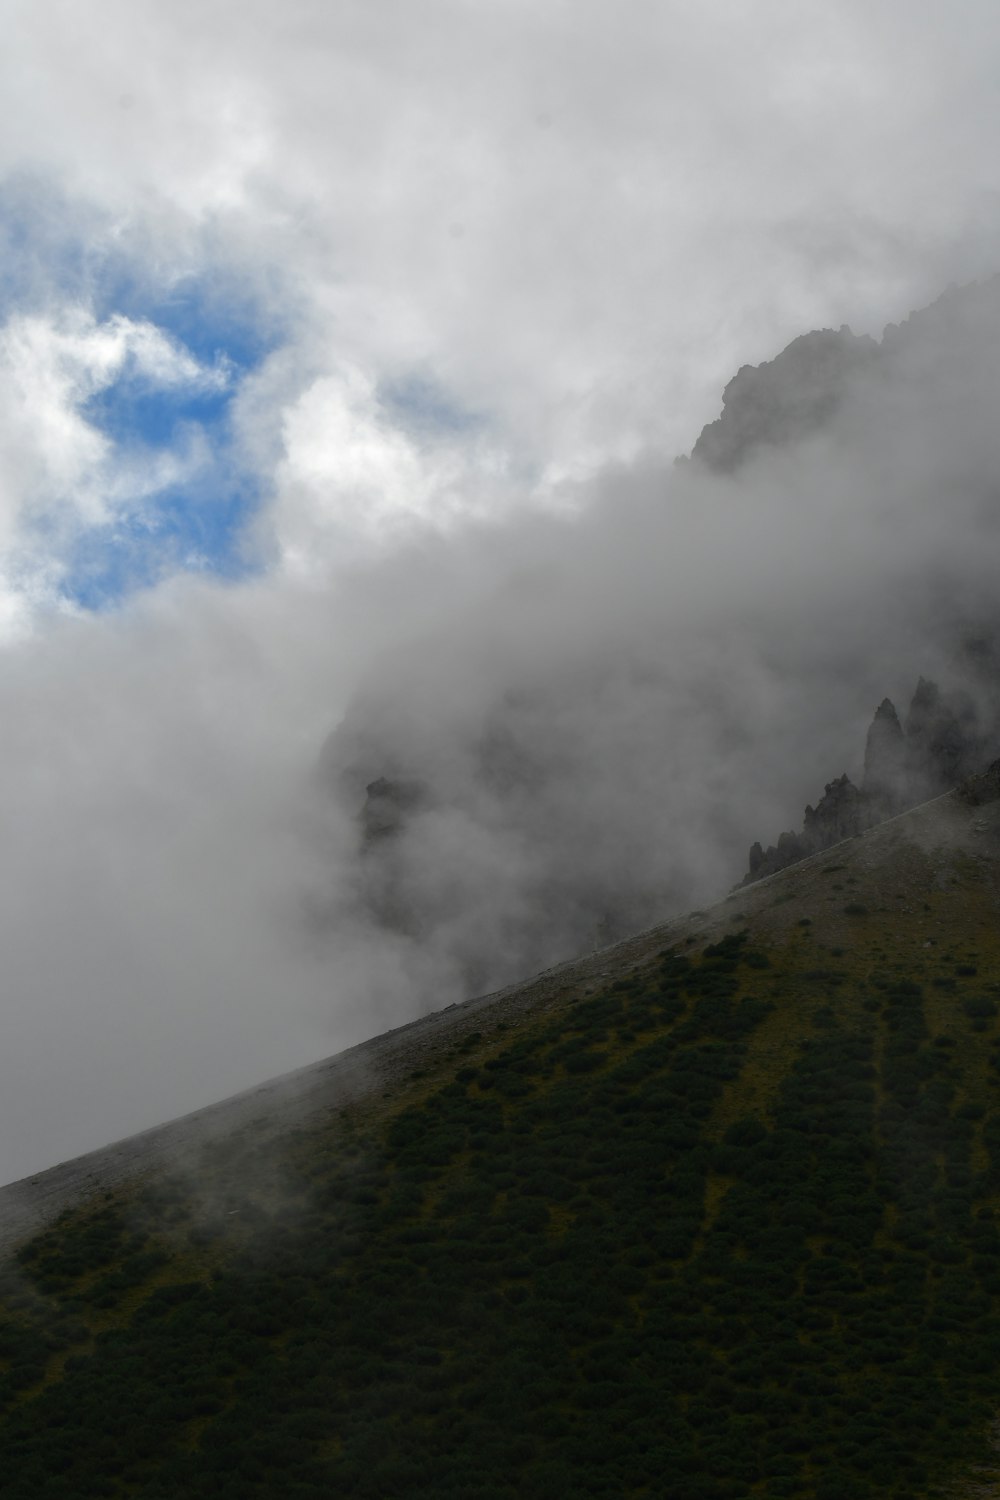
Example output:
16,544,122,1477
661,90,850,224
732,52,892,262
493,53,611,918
863,698,907,815
747,774,869,882
690,276,1000,479
805,773,868,847
744,677,997,883
690,327,878,473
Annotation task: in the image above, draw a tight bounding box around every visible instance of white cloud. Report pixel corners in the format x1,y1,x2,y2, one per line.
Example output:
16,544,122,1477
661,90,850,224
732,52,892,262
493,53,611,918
0,307,230,616
4,0,1000,575
1,293,999,1185
256,361,520,568
1,2,1000,1183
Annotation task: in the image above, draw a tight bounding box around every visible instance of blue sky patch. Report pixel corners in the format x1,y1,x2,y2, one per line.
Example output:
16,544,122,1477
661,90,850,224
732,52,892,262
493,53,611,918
99,270,281,378
82,365,232,452
59,475,264,611
67,324,263,607
0,174,286,608
0,175,287,360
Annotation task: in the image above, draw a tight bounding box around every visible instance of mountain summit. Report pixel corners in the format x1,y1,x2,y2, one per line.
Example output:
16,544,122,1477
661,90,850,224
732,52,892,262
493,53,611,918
689,326,878,472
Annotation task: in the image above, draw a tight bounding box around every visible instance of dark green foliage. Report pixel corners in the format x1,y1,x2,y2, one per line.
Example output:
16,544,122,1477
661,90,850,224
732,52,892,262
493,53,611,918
963,996,998,1020
1,930,1000,1497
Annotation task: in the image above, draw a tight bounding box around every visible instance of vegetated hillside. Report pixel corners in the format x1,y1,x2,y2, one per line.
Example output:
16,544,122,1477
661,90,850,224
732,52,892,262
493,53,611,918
2,785,1000,1498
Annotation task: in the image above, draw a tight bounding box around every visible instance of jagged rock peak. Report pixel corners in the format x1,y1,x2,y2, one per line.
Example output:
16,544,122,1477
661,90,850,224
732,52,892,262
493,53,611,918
871,696,902,729
690,276,1000,477
690,325,878,474
744,773,867,885
744,671,1000,885
804,774,867,845
863,697,907,811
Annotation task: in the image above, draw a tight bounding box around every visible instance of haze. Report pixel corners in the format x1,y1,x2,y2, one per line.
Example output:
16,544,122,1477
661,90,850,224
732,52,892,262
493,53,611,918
1,3,1000,1182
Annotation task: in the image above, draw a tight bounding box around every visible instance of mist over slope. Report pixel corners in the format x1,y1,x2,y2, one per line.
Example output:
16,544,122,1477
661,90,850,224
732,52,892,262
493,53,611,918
2,277,1000,1190
4,779,1000,1498
316,278,1000,1003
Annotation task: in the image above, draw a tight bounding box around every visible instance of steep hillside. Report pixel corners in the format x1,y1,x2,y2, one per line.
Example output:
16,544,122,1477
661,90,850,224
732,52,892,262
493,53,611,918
2,781,1000,1497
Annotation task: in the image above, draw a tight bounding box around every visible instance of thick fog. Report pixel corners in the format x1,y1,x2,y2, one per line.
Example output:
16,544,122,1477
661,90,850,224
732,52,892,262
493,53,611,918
6,4,1000,1183
315,286,1000,999
0,282,999,1183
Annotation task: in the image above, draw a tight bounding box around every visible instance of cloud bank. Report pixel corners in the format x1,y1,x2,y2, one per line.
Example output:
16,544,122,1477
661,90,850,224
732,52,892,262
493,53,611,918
4,2,1000,609
314,285,1000,1006
2,5,1000,1181
1,278,999,1184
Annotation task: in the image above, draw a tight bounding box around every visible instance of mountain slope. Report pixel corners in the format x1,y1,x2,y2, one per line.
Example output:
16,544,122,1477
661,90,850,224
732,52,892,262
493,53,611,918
2,780,1000,1497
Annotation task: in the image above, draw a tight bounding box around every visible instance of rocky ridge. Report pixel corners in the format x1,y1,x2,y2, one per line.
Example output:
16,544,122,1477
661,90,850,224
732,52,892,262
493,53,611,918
689,325,878,472
690,274,1000,476
745,675,995,883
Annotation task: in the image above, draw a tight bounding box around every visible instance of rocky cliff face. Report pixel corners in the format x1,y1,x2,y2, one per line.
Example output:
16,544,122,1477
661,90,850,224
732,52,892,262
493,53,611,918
690,327,878,472
689,275,1000,478
744,675,996,883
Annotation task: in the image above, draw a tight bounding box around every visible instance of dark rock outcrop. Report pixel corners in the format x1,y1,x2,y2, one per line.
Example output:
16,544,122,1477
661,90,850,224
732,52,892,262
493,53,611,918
690,277,1000,479
804,773,868,847
690,327,878,473
745,773,874,884
744,677,997,883
863,698,907,815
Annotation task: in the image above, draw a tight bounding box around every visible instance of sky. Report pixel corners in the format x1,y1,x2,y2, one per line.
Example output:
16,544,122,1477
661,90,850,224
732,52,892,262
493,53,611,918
3,1,1000,1182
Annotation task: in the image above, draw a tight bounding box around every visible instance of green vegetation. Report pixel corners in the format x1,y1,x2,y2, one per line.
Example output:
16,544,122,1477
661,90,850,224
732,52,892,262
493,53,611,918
4,853,1000,1495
